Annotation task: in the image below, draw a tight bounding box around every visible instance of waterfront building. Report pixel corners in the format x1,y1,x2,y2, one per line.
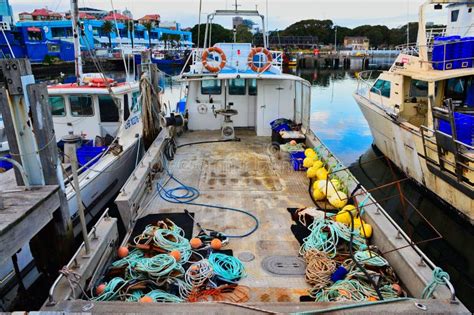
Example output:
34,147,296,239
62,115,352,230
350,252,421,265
0,5,192,62
343,36,370,50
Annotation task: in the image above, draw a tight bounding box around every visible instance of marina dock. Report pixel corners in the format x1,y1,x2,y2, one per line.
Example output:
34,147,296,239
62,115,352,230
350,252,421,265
0,171,60,267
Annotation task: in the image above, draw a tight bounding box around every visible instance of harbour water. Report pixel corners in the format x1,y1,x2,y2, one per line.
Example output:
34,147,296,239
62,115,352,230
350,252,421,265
292,67,474,311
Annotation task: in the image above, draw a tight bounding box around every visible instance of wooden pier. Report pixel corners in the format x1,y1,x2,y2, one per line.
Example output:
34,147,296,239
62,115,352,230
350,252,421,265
297,53,370,69
0,171,62,267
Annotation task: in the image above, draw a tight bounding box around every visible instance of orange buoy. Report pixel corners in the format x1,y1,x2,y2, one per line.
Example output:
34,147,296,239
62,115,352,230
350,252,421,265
117,246,129,258
210,238,222,250
96,283,106,295
289,140,297,146
392,283,402,295
367,296,378,301
139,296,154,303
190,237,202,249
170,250,181,261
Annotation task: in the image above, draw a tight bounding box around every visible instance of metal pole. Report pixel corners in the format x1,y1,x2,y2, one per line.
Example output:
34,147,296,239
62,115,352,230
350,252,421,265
70,0,83,84
334,25,337,51
70,147,90,254
197,0,202,48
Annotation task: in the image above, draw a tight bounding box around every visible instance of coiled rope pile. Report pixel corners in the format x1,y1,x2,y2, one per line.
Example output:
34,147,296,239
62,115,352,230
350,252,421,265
90,219,249,303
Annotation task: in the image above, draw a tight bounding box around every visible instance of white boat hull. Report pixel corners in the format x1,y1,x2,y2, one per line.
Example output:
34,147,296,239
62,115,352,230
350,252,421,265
354,93,474,223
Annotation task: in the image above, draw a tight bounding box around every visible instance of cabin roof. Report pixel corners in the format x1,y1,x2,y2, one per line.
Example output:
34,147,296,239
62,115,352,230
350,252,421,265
393,66,474,82
47,82,139,95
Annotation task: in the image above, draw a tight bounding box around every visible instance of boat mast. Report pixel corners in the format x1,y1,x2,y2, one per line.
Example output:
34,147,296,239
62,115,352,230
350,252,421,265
71,0,83,84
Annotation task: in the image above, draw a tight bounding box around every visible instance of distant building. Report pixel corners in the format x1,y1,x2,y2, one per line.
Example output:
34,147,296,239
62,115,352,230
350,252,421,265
122,8,133,19
18,12,32,21
138,14,161,27
232,16,243,29
343,36,370,50
77,7,108,19
160,21,178,30
103,12,131,23
30,8,63,21
0,0,14,24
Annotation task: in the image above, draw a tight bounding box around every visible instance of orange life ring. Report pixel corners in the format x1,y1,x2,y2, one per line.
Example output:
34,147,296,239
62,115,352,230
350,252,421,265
202,47,227,73
89,77,116,88
248,47,273,72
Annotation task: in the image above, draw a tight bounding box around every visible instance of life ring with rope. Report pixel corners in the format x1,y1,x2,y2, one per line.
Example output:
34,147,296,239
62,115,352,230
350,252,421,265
88,77,116,88
202,47,227,73
248,47,273,73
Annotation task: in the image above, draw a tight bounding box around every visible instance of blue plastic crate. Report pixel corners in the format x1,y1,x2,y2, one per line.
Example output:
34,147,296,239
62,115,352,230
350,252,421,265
432,36,461,70
0,154,13,171
270,118,292,132
289,151,306,171
460,37,474,68
77,146,107,168
438,112,474,146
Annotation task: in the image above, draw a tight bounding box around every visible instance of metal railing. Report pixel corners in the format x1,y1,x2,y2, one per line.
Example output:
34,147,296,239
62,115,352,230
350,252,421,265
188,47,283,74
355,70,387,111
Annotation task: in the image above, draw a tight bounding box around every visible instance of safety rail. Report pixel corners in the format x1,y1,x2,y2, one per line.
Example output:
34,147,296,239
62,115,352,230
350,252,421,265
47,208,114,305
420,124,474,186
355,70,387,111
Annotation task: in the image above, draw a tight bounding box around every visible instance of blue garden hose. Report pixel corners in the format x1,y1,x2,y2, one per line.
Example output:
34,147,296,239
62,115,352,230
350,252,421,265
156,144,259,239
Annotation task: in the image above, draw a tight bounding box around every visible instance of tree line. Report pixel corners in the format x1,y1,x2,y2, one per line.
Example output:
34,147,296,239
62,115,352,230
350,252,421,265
191,19,445,49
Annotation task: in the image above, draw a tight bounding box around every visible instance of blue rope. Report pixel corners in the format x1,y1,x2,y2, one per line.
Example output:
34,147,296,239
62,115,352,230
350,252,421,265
156,154,259,239
208,253,246,282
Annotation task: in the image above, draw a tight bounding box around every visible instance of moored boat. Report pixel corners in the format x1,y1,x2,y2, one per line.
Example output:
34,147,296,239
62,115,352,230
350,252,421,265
42,7,468,314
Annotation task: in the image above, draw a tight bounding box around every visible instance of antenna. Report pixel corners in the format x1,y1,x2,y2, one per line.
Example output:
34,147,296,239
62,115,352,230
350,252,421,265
233,0,241,11
70,0,83,84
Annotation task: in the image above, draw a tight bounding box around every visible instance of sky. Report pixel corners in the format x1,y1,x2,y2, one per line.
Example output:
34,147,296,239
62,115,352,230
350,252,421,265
8,0,445,30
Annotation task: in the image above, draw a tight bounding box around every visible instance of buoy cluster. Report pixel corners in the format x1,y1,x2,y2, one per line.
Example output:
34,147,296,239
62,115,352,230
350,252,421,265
91,220,248,303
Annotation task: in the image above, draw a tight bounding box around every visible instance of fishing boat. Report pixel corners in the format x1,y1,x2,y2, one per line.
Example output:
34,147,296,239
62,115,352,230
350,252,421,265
0,0,145,307
41,7,468,314
354,0,474,223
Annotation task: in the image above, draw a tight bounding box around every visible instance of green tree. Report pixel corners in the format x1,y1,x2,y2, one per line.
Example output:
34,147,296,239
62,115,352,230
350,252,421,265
143,21,153,48
191,23,233,47
101,20,115,49
236,25,253,43
282,19,334,44
124,20,135,48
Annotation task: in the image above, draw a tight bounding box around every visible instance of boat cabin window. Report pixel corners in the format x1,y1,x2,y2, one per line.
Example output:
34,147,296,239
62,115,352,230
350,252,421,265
70,96,94,117
49,96,66,116
98,95,119,122
201,80,222,95
248,79,257,95
228,78,246,95
445,77,467,101
131,91,140,113
124,95,130,120
451,10,459,22
409,80,429,98
371,79,391,98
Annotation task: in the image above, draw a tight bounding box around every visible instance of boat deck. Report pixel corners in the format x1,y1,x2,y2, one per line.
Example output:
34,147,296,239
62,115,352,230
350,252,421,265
140,129,313,302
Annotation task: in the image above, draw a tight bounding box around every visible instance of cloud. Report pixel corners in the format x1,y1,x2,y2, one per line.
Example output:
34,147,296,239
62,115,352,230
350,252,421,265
9,0,444,29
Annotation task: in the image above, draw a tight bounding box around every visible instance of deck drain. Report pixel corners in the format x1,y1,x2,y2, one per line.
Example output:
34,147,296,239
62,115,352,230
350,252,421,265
238,252,255,262
261,256,306,276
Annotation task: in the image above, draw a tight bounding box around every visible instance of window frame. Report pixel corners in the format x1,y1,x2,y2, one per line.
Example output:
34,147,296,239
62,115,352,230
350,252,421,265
248,78,258,96
69,95,94,117
451,10,459,22
49,96,66,117
98,95,120,123
228,78,247,96
201,79,222,95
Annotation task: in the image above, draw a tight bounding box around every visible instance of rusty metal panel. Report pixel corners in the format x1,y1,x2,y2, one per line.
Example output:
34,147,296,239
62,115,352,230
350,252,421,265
0,59,33,96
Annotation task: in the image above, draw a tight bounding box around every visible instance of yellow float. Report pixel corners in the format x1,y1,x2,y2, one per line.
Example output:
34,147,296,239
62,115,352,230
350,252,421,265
303,157,314,168
327,191,348,208
316,167,328,180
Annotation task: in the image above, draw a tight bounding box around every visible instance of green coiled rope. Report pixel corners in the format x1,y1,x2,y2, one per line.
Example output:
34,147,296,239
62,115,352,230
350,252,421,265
422,267,450,299
208,253,246,283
